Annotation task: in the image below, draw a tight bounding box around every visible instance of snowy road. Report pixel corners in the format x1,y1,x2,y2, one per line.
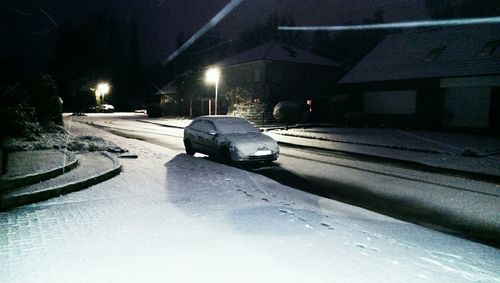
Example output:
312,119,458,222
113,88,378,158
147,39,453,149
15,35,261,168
80,114,500,244
1,113,499,282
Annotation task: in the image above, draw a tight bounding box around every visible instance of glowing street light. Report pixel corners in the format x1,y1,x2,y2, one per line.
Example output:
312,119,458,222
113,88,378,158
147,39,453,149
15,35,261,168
96,82,110,105
205,67,220,115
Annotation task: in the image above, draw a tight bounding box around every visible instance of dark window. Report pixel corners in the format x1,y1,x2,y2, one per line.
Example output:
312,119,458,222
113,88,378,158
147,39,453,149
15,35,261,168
190,120,203,131
282,46,297,57
254,69,261,82
478,40,500,56
423,47,446,62
203,120,216,132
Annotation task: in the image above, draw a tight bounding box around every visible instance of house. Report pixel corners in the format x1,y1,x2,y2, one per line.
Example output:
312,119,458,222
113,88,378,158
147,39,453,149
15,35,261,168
209,41,341,123
156,82,177,106
340,25,500,131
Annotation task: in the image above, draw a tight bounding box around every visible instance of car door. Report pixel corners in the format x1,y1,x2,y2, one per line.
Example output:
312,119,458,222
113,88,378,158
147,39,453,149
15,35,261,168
187,120,204,152
197,120,219,156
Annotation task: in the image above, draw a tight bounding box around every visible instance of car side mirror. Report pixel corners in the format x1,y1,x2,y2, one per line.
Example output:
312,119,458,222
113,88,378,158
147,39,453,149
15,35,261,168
208,131,218,137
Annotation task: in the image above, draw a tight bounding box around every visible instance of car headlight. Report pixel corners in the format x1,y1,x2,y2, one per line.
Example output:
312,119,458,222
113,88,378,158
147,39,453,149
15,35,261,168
229,144,238,153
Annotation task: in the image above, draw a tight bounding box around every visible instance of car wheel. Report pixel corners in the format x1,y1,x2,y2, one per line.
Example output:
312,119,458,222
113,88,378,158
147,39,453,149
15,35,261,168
184,139,195,156
220,147,234,164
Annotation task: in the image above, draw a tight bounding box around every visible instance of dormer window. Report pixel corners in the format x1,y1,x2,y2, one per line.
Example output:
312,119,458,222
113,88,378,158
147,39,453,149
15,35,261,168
423,47,446,62
282,46,297,57
478,40,500,56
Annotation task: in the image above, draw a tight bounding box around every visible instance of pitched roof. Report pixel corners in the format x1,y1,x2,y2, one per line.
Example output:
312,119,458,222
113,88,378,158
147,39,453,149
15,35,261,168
156,82,177,95
340,25,500,84
215,41,340,67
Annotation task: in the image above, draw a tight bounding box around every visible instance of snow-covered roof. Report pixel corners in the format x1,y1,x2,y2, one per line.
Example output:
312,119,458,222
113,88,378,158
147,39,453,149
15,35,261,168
156,82,177,95
215,41,340,67
340,25,500,84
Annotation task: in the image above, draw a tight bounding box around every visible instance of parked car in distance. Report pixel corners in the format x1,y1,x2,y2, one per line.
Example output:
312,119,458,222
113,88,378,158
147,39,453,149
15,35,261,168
99,104,115,113
183,116,279,163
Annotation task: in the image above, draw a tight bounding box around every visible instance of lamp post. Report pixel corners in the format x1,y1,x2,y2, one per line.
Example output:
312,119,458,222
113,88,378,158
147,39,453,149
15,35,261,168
205,67,220,115
97,82,110,105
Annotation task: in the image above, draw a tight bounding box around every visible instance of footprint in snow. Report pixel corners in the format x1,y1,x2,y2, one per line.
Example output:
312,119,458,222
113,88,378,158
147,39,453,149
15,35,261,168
278,209,294,215
235,189,253,198
320,223,334,231
428,251,462,262
355,243,379,252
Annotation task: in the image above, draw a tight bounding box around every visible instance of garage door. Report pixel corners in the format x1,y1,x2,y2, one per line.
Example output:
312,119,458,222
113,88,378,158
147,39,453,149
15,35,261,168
442,87,491,128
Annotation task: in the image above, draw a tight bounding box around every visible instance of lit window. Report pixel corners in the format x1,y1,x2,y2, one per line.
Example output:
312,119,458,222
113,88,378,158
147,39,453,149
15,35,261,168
423,47,445,62
478,40,500,56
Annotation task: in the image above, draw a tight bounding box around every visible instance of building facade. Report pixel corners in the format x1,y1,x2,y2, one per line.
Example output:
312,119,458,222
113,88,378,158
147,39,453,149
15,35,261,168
340,25,500,132
210,41,341,123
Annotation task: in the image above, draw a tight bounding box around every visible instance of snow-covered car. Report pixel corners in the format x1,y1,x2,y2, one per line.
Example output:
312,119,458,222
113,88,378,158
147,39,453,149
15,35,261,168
183,116,279,163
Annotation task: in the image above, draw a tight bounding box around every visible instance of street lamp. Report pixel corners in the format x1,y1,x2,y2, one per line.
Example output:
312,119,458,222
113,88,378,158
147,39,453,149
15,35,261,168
97,82,110,105
205,67,220,115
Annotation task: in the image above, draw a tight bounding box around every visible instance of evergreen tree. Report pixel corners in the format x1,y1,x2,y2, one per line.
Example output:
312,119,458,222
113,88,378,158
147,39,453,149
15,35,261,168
311,10,388,73
238,13,307,51
54,12,134,112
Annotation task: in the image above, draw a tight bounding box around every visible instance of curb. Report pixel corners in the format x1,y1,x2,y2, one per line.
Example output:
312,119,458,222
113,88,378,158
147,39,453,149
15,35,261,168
276,141,500,183
0,150,79,191
273,132,443,154
0,151,122,211
136,119,185,129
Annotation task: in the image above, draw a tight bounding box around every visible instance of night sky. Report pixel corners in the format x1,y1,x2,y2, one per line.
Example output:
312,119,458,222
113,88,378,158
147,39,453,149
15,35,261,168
1,0,428,69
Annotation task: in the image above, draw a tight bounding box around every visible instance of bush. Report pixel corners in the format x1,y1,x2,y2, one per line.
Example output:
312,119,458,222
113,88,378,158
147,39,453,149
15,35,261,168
224,87,252,114
147,104,163,118
0,105,42,139
344,111,364,127
29,74,63,126
329,94,353,123
273,101,304,127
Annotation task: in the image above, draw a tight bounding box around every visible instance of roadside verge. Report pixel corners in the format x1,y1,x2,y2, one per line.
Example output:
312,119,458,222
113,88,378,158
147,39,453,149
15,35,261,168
0,150,78,191
0,151,121,211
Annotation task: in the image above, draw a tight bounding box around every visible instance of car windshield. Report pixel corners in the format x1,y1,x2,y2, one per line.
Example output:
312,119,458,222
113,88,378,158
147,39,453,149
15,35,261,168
214,118,260,135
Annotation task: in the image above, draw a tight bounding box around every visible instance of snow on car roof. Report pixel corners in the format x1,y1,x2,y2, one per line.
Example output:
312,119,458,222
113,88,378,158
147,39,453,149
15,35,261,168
195,116,259,134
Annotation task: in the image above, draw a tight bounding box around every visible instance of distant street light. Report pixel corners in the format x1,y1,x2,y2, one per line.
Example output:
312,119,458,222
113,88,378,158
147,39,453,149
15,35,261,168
97,82,110,105
205,67,220,115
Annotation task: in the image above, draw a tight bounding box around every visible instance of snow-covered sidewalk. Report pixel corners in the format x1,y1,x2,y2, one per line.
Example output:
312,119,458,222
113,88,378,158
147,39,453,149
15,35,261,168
271,127,500,157
269,127,500,179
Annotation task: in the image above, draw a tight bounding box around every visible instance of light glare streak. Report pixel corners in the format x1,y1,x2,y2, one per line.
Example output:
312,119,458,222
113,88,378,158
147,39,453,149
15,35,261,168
39,8,58,27
162,0,243,65
278,17,500,31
